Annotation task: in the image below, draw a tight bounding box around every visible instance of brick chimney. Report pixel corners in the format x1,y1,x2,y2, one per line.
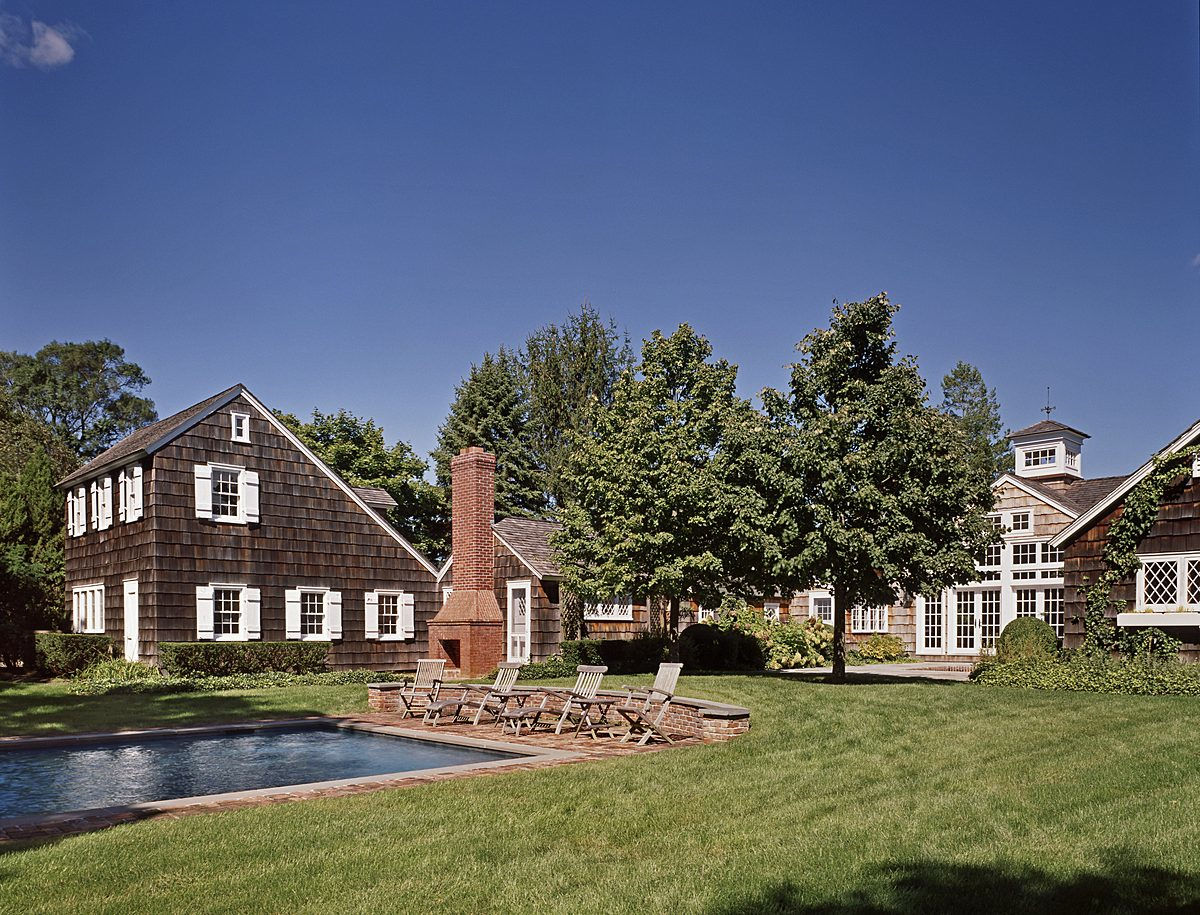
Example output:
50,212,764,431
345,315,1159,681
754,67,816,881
427,447,503,678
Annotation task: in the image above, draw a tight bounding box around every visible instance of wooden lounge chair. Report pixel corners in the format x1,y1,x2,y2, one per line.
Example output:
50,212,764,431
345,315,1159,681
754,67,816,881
394,658,447,719
611,662,684,745
498,665,611,737
423,662,524,726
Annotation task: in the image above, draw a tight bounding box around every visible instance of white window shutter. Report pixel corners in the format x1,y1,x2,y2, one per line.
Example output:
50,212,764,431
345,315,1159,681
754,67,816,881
196,585,215,640
400,592,415,639
243,588,261,640
285,589,301,638
129,465,144,521
90,481,99,530
364,591,379,639
66,492,76,537
242,470,260,523
100,476,113,529
194,465,213,519
326,591,343,639
118,470,127,524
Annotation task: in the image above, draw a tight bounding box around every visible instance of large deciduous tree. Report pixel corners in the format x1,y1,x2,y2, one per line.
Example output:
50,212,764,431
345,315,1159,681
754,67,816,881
522,303,633,508
763,294,997,682
277,409,447,562
941,360,1011,478
432,348,547,526
0,340,157,459
553,325,778,638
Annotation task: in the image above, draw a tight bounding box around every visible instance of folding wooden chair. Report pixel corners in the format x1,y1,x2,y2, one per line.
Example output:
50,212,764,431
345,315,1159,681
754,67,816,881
423,662,523,726
498,665,611,737
394,658,446,719
611,662,683,745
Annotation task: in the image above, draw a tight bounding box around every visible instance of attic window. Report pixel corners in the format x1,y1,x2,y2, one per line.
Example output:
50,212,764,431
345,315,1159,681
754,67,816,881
1010,512,1031,532
231,413,251,443
1024,447,1056,468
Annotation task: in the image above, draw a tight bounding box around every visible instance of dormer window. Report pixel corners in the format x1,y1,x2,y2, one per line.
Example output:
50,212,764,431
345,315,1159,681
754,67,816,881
231,412,251,443
1010,512,1030,532
1023,447,1056,468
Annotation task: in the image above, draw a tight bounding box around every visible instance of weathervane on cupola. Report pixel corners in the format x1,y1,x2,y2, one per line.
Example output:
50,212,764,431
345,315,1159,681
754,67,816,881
1042,387,1055,419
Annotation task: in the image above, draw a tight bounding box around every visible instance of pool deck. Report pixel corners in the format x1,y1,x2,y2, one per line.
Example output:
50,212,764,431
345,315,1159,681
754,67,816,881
0,713,711,844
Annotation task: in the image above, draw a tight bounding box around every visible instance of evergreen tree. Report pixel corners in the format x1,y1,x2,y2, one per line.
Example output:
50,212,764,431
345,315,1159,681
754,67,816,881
553,325,779,637
432,348,546,524
522,303,633,507
276,409,447,562
941,361,1011,478
763,295,998,681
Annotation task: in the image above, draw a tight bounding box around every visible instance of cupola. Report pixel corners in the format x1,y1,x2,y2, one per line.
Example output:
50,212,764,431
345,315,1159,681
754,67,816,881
1010,420,1087,481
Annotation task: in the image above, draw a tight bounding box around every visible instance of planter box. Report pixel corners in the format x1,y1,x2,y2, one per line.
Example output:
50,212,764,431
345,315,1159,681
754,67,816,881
1116,612,1200,627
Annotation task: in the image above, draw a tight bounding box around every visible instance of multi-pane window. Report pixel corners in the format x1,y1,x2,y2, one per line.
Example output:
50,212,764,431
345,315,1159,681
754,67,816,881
231,412,250,443
1042,543,1064,564
1139,555,1200,609
982,543,1002,567
213,588,241,636
1010,512,1031,532
1065,450,1080,470
979,590,1001,650
1023,448,1056,468
1015,589,1038,617
301,592,325,636
1012,543,1039,565
852,606,887,633
956,592,976,650
810,594,834,625
378,593,400,636
1044,588,1064,639
211,468,241,519
72,584,105,633
922,594,943,650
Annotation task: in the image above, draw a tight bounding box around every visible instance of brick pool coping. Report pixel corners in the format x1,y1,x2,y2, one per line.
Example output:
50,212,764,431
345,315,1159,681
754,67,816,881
0,699,749,844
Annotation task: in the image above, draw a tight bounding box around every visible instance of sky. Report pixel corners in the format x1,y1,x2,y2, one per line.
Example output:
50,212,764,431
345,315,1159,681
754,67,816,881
2,1,1198,478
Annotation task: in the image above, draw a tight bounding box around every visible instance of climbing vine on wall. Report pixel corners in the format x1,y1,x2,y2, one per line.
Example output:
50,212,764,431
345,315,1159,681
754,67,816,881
1082,447,1200,654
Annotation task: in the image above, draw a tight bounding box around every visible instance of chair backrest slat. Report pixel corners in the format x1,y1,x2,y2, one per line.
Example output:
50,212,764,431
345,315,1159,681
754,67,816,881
573,665,607,698
495,663,521,692
413,658,446,690
652,662,683,697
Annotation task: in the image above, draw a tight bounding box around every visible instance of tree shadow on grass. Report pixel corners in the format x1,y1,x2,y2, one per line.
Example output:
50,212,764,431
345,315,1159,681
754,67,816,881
709,858,1200,915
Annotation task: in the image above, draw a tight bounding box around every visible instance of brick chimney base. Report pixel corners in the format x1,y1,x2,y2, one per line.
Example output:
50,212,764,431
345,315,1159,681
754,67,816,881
427,617,504,679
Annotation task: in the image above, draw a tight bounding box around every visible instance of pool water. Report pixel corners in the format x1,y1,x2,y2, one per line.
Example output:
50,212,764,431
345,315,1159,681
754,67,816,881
0,725,520,820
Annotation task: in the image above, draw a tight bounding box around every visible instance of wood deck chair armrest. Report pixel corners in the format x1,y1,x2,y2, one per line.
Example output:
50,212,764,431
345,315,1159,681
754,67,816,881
646,688,675,701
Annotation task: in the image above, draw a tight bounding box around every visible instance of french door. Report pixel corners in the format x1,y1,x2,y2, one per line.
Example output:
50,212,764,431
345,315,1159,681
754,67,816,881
953,589,1001,654
506,579,531,662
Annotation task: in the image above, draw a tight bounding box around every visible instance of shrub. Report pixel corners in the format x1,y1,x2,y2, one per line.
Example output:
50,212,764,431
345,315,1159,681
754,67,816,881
34,632,114,676
678,622,764,671
560,639,605,668
1120,627,1182,662
65,668,409,696
556,635,669,675
995,618,1058,662
73,658,163,682
515,656,577,680
848,633,907,664
973,654,1200,696
765,618,833,670
158,641,330,676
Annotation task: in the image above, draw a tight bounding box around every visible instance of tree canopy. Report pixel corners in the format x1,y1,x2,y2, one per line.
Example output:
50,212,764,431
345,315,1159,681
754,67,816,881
0,340,157,459
762,294,998,680
941,361,1011,478
553,324,779,634
276,409,446,562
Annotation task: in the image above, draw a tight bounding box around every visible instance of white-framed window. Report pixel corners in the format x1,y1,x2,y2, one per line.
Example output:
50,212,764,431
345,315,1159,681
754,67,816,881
982,542,1002,567
1015,588,1038,617
364,589,415,640
1044,588,1064,639
1137,554,1200,610
987,514,1003,530
808,591,834,625
117,464,144,523
1041,543,1064,564
1065,450,1080,471
72,583,105,633
584,596,634,621
195,584,261,640
1012,543,1039,565
285,587,342,640
1193,455,1200,478
762,601,781,623
1010,511,1031,532
851,605,887,633
1023,448,1056,468
230,412,251,443
921,593,944,650
67,486,87,537
193,463,260,524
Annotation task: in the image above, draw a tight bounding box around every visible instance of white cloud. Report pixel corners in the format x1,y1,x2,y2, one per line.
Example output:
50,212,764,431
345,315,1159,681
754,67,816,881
0,14,84,70
1192,253,1200,269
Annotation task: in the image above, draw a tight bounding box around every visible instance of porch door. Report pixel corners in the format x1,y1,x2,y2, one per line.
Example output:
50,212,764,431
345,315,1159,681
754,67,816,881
506,579,531,662
953,588,1001,655
918,593,947,655
123,579,139,662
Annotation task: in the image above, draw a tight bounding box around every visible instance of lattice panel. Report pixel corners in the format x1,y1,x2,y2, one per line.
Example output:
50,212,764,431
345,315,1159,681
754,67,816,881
1143,560,1177,606
1188,560,1200,606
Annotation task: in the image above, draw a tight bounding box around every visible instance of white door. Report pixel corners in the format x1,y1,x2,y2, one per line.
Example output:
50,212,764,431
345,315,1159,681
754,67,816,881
506,579,531,662
917,593,947,655
952,588,1001,655
123,579,139,662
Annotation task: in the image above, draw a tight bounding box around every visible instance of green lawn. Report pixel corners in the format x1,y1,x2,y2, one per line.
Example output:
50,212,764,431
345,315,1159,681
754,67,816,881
2,675,1199,914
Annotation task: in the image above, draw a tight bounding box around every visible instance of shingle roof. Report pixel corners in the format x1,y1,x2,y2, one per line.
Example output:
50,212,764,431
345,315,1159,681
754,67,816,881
57,384,245,488
352,487,397,510
492,516,562,578
1010,419,1089,440
1015,474,1129,514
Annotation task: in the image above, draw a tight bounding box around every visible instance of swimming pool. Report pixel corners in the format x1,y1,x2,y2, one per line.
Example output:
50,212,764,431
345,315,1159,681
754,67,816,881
0,721,544,823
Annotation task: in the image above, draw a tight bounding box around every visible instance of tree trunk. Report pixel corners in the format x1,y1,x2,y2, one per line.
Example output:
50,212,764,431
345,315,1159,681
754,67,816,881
831,584,848,684
667,595,681,661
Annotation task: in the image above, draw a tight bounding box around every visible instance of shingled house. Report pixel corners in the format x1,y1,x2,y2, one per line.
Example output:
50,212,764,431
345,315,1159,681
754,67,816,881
1051,416,1200,659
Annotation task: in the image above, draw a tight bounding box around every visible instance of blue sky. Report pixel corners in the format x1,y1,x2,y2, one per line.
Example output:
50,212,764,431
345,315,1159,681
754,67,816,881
2,1,1197,477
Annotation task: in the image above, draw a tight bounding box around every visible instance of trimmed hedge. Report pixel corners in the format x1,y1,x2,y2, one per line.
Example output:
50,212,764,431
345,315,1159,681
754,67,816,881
973,655,1200,696
34,632,115,676
678,623,765,671
159,641,330,676
517,635,670,681
67,668,408,696
996,617,1058,662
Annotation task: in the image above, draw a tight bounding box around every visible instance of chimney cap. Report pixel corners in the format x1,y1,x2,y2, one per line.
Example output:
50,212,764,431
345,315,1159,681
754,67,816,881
459,446,486,455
